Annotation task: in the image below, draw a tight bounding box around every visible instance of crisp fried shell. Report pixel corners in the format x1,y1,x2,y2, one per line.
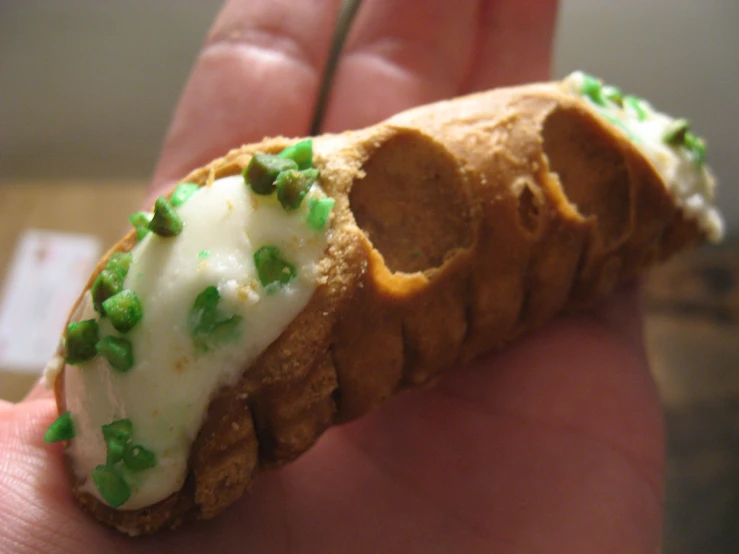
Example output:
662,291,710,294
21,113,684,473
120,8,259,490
55,81,709,534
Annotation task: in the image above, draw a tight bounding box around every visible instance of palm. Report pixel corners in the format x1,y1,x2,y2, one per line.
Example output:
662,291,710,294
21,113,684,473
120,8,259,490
0,1,664,552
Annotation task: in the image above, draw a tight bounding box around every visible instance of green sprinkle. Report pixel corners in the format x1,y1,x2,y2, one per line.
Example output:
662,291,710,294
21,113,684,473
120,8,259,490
102,418,133,443
581,73,604,106
278,139,313,170
254,246,297,292
188,286,242,352
102,290,143,333
624,95,648,121
91,269,123,314
685,132,706,165
170,182,200,207
123,444,157,471
65,320,99,364
43,411,75,443
102,418,133,465
663,118,690,146
276,168,318,210
130,211,153,241
243,153,298,195
91,465,131,508
602,85,623,107
107,252,133,279
190,286,219,316
191,286,219,309
96,336,134,372
106,435,127,465
149,196,184,237
198,250,210,260
307,197,335,230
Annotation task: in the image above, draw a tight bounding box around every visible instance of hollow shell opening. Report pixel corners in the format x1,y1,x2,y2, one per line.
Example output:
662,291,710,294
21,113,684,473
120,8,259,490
349,130,474,274
542,107,632,248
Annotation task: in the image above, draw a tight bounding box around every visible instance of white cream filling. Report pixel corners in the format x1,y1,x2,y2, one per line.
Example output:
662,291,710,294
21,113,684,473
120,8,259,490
57,175,330,509
563,71,724,242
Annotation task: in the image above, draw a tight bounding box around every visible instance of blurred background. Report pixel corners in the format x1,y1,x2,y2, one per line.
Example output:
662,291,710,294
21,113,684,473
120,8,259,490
1,0,737,217
1,1,737,551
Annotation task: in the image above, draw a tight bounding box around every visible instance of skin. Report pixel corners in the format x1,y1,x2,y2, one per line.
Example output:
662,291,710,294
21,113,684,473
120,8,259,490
0,1,665,552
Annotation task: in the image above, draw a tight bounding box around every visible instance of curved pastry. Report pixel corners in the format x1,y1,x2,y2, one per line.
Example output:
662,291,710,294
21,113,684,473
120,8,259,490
42,73,722,535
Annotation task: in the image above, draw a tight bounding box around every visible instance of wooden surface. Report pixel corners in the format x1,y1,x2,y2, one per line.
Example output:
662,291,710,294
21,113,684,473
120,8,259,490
644,243,739,554
0,180,736,552
0,180,147,399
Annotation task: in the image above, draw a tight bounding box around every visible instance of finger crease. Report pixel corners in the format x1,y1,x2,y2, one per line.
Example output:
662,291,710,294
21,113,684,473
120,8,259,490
204,26,322,78
342,37,444,89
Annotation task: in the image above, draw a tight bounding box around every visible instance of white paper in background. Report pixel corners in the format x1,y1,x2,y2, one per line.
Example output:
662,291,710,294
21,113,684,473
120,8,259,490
0,230,101,373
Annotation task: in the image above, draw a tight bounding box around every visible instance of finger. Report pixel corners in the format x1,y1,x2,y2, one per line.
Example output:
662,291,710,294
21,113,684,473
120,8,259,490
150,0,343,196
22,378,55,402
328,293,664,551
320,0,560,132
320,0,480,131
436,287,663,490
0,398,110,554
461,0,559,93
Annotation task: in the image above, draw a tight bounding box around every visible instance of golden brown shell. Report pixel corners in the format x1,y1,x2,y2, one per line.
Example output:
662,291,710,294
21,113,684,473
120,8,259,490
55,81,706,534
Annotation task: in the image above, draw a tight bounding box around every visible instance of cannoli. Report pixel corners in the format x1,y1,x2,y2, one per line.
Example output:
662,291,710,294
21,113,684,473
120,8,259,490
42,72,723,535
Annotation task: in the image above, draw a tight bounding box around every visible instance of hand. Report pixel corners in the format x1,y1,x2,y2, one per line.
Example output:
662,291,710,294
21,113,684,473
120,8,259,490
0,1,664,552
